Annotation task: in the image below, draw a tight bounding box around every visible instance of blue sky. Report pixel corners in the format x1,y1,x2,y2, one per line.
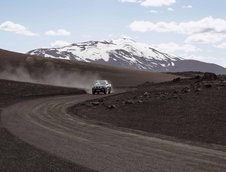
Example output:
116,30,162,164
1,0,226,67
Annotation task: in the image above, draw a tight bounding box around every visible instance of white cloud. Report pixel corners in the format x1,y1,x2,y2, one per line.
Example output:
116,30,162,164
151,42,200,53
182,5,192,8
130,17,226,34
45,29,71,36
51,40,70,48
140,0,176,7
186,55,216,61
130,20,178,32
149,10,158,13
130,16,226,43
183,54,226,67
167,7,174,11
0,21,38,36
215,42,226,49
119,0,176,7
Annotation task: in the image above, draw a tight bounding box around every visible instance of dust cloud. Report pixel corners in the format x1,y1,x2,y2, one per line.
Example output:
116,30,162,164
0,63,100,93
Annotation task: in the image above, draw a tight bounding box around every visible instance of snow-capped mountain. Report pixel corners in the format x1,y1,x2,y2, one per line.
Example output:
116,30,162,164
28,38,226,74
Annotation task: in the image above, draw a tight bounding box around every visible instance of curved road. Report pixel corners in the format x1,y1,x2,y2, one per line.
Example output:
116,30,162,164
2,94,226,172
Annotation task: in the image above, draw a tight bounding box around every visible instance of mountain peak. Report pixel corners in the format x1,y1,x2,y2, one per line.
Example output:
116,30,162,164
115,36,135,42
28,39,180,71
27,39,226,74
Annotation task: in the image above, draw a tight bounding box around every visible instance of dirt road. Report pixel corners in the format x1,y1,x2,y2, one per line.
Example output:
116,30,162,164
2,94,226,172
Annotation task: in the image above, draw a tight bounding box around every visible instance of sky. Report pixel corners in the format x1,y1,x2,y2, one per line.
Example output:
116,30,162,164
1,0,226,67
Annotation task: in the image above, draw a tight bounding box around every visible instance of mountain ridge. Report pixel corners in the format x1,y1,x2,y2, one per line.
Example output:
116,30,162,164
28,38,226,74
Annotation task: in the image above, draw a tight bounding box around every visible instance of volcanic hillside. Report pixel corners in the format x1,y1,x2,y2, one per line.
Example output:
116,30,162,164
0,49,178,88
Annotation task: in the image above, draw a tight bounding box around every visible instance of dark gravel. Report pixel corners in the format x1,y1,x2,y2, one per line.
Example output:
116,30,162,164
0,79,95,172
71,76,226,146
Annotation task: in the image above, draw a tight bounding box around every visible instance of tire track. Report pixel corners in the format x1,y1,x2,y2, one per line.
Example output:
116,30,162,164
2,94,226,172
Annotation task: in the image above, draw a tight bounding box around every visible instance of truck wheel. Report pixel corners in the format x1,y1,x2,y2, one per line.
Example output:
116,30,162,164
92,91,95,95
104,90,107,94
108,88,111,94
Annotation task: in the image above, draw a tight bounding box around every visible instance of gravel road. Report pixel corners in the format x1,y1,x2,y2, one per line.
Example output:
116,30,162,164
2,94,226,172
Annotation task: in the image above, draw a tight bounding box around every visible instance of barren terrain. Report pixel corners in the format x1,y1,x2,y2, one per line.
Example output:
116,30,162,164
71,74,226,146
1,74,226,171
1,49,226,171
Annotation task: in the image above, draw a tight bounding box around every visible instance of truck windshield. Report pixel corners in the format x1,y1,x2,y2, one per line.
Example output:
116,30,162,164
96,80,107,85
